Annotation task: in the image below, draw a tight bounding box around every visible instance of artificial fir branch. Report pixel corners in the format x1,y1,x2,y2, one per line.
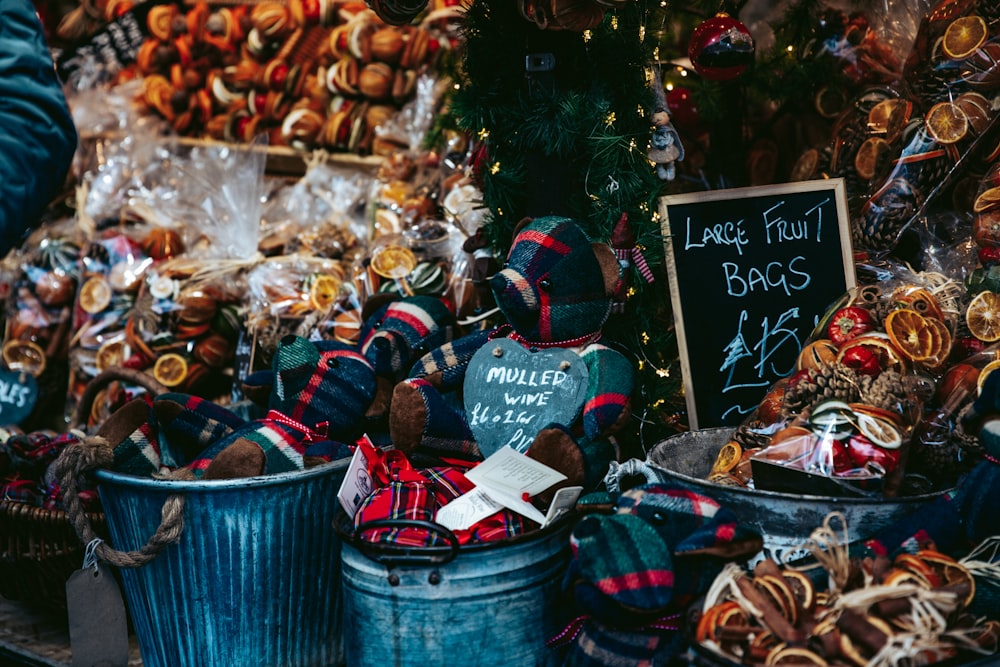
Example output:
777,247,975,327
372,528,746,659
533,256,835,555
451,0,686,447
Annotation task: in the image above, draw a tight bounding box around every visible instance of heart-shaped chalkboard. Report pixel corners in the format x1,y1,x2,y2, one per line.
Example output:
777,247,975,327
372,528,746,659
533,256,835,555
0,370,37,426
463,338,588,458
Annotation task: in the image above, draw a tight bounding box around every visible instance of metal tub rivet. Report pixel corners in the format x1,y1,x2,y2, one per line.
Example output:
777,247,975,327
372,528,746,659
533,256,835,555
428,571,441,585
387,573,400,586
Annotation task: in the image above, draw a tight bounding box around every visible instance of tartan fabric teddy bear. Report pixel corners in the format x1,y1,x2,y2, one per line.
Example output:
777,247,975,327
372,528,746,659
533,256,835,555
389,215,636,492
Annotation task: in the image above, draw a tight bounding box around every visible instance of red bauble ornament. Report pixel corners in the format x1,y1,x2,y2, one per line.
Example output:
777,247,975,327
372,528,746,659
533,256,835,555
687,13,755,81
665,85,701,134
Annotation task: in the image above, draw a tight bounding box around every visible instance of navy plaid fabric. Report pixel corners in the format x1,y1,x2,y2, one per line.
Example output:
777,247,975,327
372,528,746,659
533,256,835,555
361,296,456,380
409,328,493,390
271,336,377,437
153,393,246,466
490,217,617,343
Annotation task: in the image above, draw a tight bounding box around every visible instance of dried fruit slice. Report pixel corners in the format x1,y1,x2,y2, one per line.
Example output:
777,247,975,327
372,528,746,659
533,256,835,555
978,359,1000,395
966,290,1000,342
780,570,815,613
153,353,189,388
925,101,969,145
308,274,341,312
922,316,953,369
917,550,976,607
711,441,743,475
867,98,911,144
755,574,799,626
789,148,819,182
955,91,993,134
894,553,944,587
814,86,847,119
854,137,891,180
370,245,416,279
79,276,113,314
96,339,129,373
2,340,46,376
766,646,829,666
942,15,988,60
856,413,903,449
973,185,1000,213
885,308,935,361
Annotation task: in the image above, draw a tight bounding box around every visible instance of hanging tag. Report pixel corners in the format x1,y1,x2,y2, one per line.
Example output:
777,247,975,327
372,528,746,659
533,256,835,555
66,548,129,667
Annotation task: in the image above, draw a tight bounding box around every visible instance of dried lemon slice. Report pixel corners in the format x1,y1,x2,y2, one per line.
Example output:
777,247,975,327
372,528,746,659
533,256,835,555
710,441,742,475
977,359,1000,395
153,353,189,387
308,274,341,312
966,290,1000,342
2,340,46,377
370,245,416,279
79,276,113,314
856,413,903,449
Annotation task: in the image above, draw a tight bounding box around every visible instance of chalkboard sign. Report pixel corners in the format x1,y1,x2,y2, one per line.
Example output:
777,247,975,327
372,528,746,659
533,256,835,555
660,178,855,430
0,370,38,426
464,338,588,457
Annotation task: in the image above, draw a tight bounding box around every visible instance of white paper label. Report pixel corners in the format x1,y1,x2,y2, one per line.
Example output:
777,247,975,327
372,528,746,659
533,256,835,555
435,487,504,531
336,441,375,519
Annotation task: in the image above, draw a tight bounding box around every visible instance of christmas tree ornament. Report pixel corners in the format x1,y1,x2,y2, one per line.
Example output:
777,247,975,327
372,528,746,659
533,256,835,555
687,13,755,81
365,0,429,26
665,85,700,135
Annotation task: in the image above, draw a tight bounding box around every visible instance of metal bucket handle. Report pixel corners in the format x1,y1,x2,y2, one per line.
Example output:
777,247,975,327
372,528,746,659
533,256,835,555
353,519,461,567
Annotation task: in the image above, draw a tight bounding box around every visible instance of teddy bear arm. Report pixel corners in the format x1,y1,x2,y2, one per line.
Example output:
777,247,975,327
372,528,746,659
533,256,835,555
407,328,494,392
580,345,636,440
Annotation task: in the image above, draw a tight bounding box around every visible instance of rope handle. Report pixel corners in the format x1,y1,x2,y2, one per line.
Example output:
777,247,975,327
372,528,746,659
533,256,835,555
55,434,184,569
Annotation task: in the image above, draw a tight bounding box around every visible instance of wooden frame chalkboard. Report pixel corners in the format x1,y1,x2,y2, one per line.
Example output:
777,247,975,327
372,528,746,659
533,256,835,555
660,178,855,430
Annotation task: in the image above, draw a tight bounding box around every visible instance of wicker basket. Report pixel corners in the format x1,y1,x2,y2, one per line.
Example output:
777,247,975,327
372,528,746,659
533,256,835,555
0,367,166,613
0,499,107,612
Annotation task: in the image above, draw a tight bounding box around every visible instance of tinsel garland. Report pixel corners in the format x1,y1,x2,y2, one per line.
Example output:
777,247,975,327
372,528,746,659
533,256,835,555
450,0,687,450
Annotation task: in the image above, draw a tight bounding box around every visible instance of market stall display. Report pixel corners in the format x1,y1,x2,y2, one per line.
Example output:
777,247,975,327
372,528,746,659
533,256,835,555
4,0,1000,665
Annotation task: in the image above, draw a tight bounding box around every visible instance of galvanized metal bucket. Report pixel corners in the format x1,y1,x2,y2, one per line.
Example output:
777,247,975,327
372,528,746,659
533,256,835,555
95,459,351,667
645,428,946,563
339,517,572,667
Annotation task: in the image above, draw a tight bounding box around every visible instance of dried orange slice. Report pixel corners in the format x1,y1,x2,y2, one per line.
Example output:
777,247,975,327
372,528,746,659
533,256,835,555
153,353,189,387
867,98,911,144
955,91,993,134
79,276,113,314
885,308,935,361
814,86,847,119
370,245,416,279
942,15,988,60
922,316,953,369
780,570,815,613
2,340,46,377
789,148,819,182
96,339,129,372
308,274,341,312
854,136,891,180
973,186,1000,213
966,290,1000,342
766,646,829,666
977,359,1000,395
925,101,969,145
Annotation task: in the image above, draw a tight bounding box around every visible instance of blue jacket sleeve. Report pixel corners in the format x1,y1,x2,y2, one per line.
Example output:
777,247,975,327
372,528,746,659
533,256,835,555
0,1,77,256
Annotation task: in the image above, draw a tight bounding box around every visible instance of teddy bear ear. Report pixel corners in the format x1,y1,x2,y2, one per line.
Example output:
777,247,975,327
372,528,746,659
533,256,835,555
361,292,400,323
511,216,535,239
591,242,623,296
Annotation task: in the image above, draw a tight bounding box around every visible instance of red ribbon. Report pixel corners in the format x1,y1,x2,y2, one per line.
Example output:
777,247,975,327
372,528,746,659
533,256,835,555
265,410,329,443
546,613,681,647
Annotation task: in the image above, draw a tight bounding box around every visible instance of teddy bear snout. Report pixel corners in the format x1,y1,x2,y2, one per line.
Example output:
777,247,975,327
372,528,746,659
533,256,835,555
365,332,408,375
490,268,539,313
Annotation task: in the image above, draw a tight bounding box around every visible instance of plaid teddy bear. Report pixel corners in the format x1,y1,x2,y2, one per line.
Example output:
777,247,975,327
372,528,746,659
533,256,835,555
389,216,636,493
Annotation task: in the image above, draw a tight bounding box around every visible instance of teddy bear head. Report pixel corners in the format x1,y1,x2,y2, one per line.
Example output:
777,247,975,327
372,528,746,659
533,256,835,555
488,216,622,345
